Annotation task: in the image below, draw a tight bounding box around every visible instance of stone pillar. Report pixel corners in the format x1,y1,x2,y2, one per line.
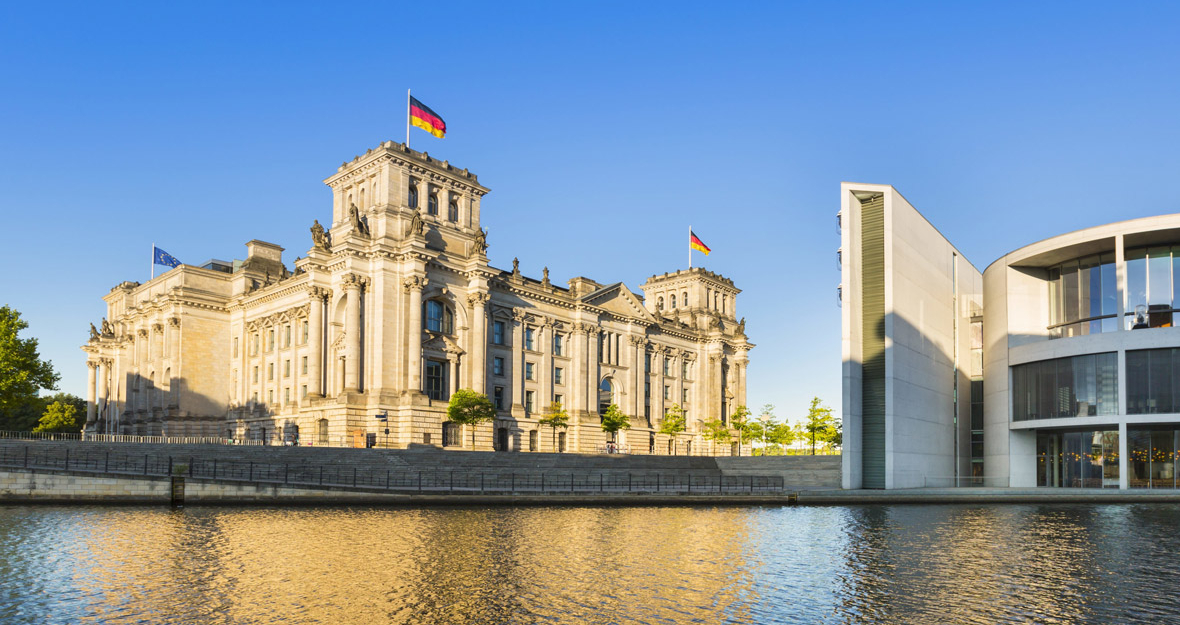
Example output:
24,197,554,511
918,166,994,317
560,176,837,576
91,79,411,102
654,347,666,425
441,188,453,222
570,325,588,414
342,274,364,392
137,329,148,364
405,276,426,391
540,321,552,407
588,328,601,415
629,335,644,422
86,361,97,426
420,180,433,215
735,353,749,407
511,309,525,415
97,359,108,427
168,318,180,361
449,356,460,396
468,292,489,393
307,287,325,397
152,324,163,362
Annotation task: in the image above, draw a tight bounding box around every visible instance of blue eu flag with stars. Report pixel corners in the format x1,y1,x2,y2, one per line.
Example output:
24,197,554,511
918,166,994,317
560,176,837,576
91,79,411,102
153,246,182,268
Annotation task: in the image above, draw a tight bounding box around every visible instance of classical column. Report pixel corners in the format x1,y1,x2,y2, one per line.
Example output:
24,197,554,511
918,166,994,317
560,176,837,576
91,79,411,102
570,324,587,415
653,347,666,424
97,359,108,427
449,356,460,396
168,317,180,361
405,276,426,391
735,352,749,407
587,328,601,415
540,321,552,407
420,180,432,215
86,361,97,426
510,309,525,415
307,288,325,397
151,323,163,362
137,329,148,364
342,274,364,392
441,187,453,222
468,292,489,393
629,335,645,422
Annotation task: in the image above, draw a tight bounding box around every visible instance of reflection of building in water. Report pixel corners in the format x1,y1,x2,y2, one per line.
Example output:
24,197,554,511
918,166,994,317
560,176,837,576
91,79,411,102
841,183,1180,489
81,141,752,453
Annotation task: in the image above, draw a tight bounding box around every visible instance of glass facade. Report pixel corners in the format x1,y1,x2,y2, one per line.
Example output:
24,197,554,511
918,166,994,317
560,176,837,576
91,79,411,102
1125,246,1180,329
1047,253,1117,338
1036,430,1119,487
1012,353,1118,421
1128,427,1180,488
1126,348,1180,414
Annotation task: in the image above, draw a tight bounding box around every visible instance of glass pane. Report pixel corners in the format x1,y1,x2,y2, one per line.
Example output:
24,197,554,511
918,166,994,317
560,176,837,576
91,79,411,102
1149,247,1172,306
1013,364,1029,421
1127,350,1150,414
1048,268,1062,328
1063,263,1080,322
1127,248,1148,318
1150,349,1174,414
1083,430,1105,488
1063,432,1083,488
1130,429,1151,488
1096,352,1119,416
1151,430,1175,489
1039,360,1057,419
1074,354,1096,416
1103,430,1119,488
1057,356,1076,417
1101,258,1117,321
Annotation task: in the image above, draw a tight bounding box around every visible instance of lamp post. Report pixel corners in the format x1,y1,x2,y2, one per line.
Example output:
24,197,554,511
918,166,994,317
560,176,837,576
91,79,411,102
375,411,388,448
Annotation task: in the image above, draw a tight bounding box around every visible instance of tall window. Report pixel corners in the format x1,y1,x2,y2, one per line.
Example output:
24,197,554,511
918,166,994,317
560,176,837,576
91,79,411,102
268,363,274,380
598,378,614,415
427,193,438,216
302,320,309,343
284,325,291,347
645,353,651,373
1048,253,1117,337
493,321,505,345
671,294,677,308
493,386,504,410
663,357,672,377
425,359,446,400
1127,348,1180,414
448,199,459,222
233,337,239,358
553,333,563,356
267,329,274,351
493,356,504,376
682,361,689,379
443,422,461,447
525,362,535,380
657,297,664,310
301,356,308,374
408,182,419,208
525,390,535,413
554,367,564,385
525,328,535,350
1012,353,1118,420
426,300,454,334
1125,245,1180,329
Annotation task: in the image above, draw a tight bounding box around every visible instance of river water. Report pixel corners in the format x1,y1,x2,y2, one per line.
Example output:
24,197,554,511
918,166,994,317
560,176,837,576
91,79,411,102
0,503,1176,624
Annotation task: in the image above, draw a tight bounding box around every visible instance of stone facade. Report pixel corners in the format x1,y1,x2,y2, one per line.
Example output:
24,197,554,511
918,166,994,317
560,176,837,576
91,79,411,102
82,141,753,453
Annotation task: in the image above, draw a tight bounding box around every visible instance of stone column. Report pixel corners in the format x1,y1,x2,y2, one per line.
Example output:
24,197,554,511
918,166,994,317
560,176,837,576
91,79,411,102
342,274,364,392
97,359,108,427
629,335,644,422
510,309,525,415
152,323,164,362
540,321,552,407
588,328,601,415
468,292,489,393
405,276,426,391
654,347,666,425
420,180,432,215
307,287,325,397
441,187,453,222
86,361,97,426
449,356,460,396
735,352,749,407
168,317,180,361
570,325,587,415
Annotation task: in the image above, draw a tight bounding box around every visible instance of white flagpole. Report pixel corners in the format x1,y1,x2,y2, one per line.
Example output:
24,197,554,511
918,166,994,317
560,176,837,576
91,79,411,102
688,226,692,269
406,89,411,148
151,242,155,280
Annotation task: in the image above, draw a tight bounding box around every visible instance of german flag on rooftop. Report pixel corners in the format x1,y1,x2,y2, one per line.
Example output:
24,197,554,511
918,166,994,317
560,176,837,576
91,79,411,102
690,229,711,255
410,96,446,138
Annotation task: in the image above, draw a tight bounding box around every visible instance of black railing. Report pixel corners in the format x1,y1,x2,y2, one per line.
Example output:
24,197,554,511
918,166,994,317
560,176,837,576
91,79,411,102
0,445,786,495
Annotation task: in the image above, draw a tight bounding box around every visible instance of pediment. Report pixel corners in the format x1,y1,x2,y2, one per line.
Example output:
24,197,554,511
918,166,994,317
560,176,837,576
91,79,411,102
581,283,655,321
423,331,465,354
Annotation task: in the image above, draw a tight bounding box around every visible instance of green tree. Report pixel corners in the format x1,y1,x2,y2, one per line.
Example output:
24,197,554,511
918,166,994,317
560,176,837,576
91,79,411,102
756,403,776,455
446,389,496,448
0,306,59,420
600,403,631,442
730,405,753,456
802,397,835,455
537,401,569,451
820,417,843,451
658,403,686,454
768,421,796,455
34,400,80,433
701,418,731,456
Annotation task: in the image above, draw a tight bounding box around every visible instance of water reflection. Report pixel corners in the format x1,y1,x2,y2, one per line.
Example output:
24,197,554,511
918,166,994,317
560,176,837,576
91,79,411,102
1,504,1179,624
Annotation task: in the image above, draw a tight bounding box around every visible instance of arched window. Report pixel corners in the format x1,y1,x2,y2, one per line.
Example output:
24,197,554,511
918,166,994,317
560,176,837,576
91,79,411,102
359,187,365,207
427,193,439,216
448,199,459,222
671,294,677,309
598,378,614,415
425,300,454,334
657,297,664,310
318,418,329,444
408,182,419,208
682,291,688,307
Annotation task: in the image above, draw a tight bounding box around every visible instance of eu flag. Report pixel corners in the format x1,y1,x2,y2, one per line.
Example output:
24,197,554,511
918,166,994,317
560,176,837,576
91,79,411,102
153,246,182,268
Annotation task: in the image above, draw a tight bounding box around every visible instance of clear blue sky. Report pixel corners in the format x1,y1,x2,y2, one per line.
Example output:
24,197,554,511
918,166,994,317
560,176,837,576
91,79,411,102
3,2,1180,423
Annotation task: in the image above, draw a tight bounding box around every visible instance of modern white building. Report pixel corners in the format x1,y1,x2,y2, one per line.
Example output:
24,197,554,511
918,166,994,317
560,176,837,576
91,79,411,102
842,183,1180,489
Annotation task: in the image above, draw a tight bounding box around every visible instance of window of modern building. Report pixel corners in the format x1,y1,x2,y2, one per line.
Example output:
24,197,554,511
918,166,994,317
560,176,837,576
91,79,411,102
554,367,564,385
553,333,563,356
525,362,535,380
1037,429,1119,487
1012,352,1118,420
443,421,461,447
493,356,504,376
425,300,454,334
427,193,438,216
525,390,535,413
425,359,446,400
493,386,504,410
1125,245,1180,329
525,328,535,350
1126,348,1180,414
1047,253,1117,338
448,199,459,222
970,378,984,480
1127,427,1180,488
493,321,505,345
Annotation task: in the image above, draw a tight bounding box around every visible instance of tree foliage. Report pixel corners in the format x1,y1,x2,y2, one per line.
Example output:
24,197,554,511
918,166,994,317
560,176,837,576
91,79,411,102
657,403,686,454
0,306,59,418
34,400,80,433
803,397,835,455
729,405,752,455
446,389,496,448
600,403,631,440
538,401,569,450
702,418,731,455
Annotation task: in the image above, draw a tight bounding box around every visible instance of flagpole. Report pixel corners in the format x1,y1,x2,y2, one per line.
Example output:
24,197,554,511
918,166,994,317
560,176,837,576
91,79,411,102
150,242,155,280
688,225,692,269
406,89,411,149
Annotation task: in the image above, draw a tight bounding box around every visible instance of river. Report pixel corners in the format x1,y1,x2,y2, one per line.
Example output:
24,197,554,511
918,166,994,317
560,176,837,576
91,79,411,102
0,503,1175,624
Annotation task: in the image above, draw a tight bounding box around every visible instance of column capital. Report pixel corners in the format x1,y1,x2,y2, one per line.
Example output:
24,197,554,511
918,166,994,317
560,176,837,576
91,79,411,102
307,285,330,299
467,292,491,306
342,273,369,289
151,322,164,333
137,328,149,338
87,360,99,370
403,275,428,292
167,316,180,328
628,335,647,347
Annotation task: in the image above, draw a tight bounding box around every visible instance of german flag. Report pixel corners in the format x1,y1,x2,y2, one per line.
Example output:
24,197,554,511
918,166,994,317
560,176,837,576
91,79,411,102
690,230,711,255
410,96,446,138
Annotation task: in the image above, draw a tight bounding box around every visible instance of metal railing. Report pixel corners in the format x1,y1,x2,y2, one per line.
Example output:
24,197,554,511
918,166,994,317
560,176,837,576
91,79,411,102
0,444,787,495
0,431,261,446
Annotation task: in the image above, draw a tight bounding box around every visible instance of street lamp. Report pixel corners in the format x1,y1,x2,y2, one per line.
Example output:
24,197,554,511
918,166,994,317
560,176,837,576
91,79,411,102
375,411,389,448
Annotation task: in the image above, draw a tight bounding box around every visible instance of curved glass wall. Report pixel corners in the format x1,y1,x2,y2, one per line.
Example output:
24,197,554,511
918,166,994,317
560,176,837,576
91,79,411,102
1125,246,1180,329
1126,348,1180,414
1036,430,1118,488
1047,254,1117,338
1011,353,1118,421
